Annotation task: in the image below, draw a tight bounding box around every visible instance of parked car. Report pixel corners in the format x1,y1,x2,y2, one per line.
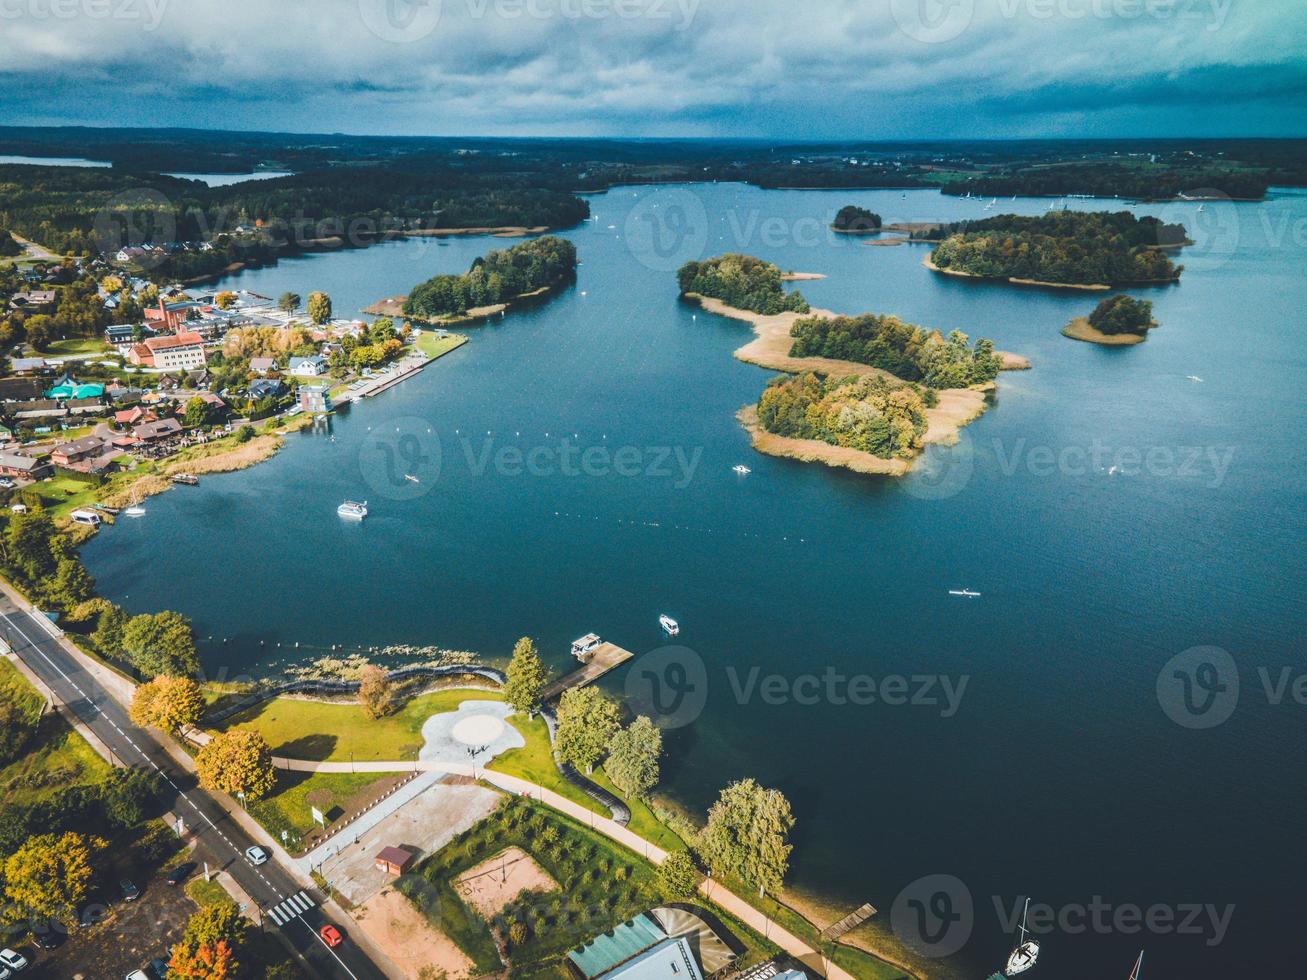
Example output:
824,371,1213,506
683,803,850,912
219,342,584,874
126,971,150,980
244,846,268,866
148,958,169,978
30,922,62,950
319,924,343,947
166,862,194,886
0,949,27,972
119,879,139,902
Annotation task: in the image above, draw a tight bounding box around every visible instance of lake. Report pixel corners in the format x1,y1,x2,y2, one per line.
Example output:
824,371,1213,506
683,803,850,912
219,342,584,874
0,155,291,186
80,184,1307,979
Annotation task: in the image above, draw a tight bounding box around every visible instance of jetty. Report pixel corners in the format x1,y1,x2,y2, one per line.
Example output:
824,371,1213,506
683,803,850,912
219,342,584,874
819,903,877,941
540,639,634,702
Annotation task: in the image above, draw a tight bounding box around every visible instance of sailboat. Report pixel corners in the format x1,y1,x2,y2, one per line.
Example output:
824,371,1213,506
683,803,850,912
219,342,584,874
1128,951,1144,980
948,588,981,598
123,485,146,517
1004,898,1040,975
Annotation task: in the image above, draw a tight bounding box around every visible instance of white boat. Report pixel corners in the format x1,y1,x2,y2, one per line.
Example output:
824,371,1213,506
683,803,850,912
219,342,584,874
732,464,751,475
123,487,146,517
1197,204,1206,213
1128,951,1144,980
1004,898,1040,976
659,614,680,636
337,500,368,520
948,588,981,598
404,474,420,484
1186,375,1203,383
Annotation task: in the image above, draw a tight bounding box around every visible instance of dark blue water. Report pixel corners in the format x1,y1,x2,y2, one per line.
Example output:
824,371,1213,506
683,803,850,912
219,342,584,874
82,185,1307,979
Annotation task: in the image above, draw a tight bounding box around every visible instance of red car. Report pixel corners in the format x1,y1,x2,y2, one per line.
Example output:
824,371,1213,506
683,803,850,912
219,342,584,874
319,925,344,948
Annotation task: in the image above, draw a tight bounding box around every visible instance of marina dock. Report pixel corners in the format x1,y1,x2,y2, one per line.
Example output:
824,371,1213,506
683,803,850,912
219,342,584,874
541,641,635,702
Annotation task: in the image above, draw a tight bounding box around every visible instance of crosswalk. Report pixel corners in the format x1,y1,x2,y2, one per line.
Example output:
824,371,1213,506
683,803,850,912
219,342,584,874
267,890,316,926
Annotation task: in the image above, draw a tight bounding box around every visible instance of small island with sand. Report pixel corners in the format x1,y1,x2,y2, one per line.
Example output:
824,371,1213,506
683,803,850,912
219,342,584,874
679,253,1029,477
1062,294,1157,345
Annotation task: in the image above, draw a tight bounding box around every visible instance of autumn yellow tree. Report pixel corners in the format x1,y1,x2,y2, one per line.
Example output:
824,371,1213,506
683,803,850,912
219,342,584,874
195,730,276,800
169,940,237,980
130,675,205,732
3,832,107,924
358,664,395,719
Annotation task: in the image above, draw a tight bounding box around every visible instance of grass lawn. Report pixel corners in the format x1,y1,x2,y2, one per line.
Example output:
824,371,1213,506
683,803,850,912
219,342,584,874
42,337,112,358
414,330,468,359
588,767,685,852
491,712,607,819
184,874,231,909
0,658,112,807
216,686,505,761
247,770,396,849
26,474,102,517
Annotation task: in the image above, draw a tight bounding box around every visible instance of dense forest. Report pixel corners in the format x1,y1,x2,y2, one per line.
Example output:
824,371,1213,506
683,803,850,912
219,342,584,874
0,164,590,281
757,372,928,460
940,162,1269,201
403,235,577,319
924,211,1185,286
1088,294,1155,335
831,205,882,231
0,230,20,257
677,254,810,315
790,314,1002,388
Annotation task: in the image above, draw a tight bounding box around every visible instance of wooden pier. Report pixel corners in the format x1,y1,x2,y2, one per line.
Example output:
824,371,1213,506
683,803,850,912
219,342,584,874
541,642,634,702
819,903,877,941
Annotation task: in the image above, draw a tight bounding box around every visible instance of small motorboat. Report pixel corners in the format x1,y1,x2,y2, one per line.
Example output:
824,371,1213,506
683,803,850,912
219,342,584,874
659,614,680,636
732,464,751,475
337,500,368,520
948,589,981,598
1186,375,1204,383
404,474,420,484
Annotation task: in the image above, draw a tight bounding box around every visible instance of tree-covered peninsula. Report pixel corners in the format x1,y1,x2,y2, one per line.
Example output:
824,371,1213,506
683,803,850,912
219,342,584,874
404,235,577,319
677,254,810,315
789,314,1003,388
831,205,882,232
922,211,1185,287
757,372,928,460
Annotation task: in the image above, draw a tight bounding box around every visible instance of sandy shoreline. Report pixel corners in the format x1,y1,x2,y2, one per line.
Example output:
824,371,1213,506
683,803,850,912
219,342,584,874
365,284,554,324
402,225,547,238
780,272,827,280
1061,315,1150,345
687,293,1021,474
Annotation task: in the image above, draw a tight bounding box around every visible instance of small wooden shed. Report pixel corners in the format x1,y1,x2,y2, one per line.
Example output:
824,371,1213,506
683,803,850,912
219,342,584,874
374,846,413,876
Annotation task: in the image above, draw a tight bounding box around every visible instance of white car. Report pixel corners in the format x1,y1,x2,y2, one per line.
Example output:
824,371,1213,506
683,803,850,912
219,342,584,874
0,949,27,972
126,973,150,980
245,845,269,865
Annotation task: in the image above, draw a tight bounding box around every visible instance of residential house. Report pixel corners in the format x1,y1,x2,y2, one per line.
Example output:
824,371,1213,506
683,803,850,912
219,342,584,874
114,406,158,428
132,418,183,443
7,290,57,313
248,357,278,375
298,385,331,414
51,435,109,468
0,378,46,403
128,331,207,370
8,358,48,375
248,379,287,400
0,452,52,480
11,399,67,420
105,324,143,352
288,355,327,376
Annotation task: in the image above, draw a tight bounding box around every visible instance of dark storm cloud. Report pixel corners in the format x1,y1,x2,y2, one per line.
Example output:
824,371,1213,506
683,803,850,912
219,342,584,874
0,0,1302,135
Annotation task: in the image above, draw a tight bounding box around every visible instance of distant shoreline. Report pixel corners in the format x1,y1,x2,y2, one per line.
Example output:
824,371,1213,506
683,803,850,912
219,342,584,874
922,255,1184,291
365,284,556,324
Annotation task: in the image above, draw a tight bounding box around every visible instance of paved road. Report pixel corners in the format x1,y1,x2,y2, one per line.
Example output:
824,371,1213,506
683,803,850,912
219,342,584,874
0,595,388,980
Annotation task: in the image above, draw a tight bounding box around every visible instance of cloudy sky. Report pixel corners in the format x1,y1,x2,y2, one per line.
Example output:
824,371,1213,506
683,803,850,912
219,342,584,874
1,0,1304,138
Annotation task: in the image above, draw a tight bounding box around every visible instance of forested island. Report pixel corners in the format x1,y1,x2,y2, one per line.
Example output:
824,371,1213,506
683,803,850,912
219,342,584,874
0,164,590,281
677,254,810,315
923,211,1185,287
1062,294,1157,345
757,372,928,460
831,205,882,232
789,314,1002,387
402,235,577,320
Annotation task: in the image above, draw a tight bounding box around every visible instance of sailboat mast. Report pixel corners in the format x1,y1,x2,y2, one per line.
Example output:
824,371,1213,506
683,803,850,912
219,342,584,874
1129,950,1144,980
1018,897,1029,944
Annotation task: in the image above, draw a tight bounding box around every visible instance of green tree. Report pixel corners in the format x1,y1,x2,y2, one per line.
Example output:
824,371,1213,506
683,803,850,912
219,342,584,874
554,687,620,775
5,510,59,581
3,831,106,925
121,610,199,678
183,396,209,428
0,690,42,765
90,603,129,659
306,291,332,325
656,850,701,901
277,292,301,315
52,557,95,605
698,779,794,898
605,716,662,799
195,729,276,801
504,636,549,718
182,898,248,951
